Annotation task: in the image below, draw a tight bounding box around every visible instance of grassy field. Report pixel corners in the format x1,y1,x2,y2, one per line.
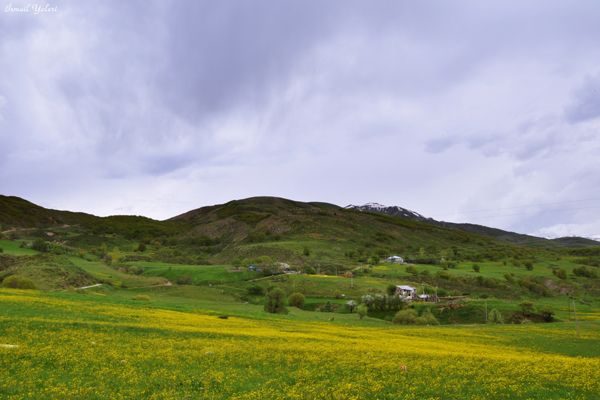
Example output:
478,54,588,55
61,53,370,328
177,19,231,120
0,239,38,256
1,288,599,400
128,261,257,285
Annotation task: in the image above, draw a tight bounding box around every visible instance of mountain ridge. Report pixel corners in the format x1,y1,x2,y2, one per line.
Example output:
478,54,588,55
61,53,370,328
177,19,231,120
346,202,600,248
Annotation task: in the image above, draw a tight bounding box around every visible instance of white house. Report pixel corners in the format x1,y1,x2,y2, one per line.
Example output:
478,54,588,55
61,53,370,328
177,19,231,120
385,255,404,264
395,285,416,299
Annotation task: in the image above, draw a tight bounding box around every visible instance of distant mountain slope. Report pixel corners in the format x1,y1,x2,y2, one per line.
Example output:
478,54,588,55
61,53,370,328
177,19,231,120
0,195,98,228
0,195,180,238
347,202,599,248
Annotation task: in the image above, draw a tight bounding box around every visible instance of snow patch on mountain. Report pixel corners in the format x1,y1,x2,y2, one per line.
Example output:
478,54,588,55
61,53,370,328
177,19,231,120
345,203,428,220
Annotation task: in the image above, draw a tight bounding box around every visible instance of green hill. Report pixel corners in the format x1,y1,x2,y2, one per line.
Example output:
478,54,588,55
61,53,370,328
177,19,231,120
0,195,581,267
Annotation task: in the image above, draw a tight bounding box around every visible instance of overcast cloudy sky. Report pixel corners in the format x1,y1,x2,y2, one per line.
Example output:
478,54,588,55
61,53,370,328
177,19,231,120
1,0,600,238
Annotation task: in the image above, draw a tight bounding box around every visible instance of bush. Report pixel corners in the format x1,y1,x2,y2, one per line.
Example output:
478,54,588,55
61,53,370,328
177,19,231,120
520,301,534,316
525,262,534,271
132,294,150,301
405,265,418,275
538,308,555,322
264,288,287,313
246,285,264,296
386,284,397,296
303,246,310,256
288,292,305,309
0,247,3,253
415,309,439,325
136,243,147,252
573,266,598,278
2,275,36,289
472,264,480,273
488,308,503,323
357,304,368,320
176,275,193,285
393,309,418,325
320,301,335,312
552,268,567,280
31,239,49,253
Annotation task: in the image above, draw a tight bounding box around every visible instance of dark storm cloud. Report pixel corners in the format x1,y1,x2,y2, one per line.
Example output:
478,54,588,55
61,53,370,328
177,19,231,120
2,0,600,237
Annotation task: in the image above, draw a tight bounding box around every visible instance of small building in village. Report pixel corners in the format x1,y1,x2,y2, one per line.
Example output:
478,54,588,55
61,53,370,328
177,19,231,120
395,285,416,299
385,255,404,264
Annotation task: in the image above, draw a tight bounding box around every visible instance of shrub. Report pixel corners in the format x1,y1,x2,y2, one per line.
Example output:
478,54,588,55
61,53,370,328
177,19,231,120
303,246,310,256
488,308,503,323
525,262,534,271
520,301,534,316
176,275,193,285
31,239,49,253
357,304,368,320
393,309,418,325
136,243,147,252
472,264,480,273
538,308,555,322
264,288,287,313
406,265,418,275
132,294,150,301
415,309,439,325
552,268,567,280
386,284,397,296
2,275,36,289
288,292,305,309
246,285,264,296
0,247,3,253
573,266,598,278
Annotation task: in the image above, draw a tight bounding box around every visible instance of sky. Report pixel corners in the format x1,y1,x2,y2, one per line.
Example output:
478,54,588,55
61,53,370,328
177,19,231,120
1,0,600,238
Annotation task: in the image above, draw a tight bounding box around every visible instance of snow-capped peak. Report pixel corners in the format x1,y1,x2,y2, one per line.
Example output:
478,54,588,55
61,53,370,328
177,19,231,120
345,203,427,221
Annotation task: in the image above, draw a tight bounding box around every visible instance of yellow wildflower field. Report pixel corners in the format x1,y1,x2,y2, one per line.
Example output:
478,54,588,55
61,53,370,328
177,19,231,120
0,289,599,399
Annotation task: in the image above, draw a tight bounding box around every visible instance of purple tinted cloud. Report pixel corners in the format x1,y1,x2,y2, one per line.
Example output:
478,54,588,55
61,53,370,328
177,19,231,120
1,0,600,238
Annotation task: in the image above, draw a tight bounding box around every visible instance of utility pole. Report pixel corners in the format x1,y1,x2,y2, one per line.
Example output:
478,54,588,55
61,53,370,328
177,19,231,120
485,299,488,323
572,298,580,337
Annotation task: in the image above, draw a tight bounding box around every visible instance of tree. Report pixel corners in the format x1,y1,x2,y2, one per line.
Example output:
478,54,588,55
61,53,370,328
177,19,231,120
415,309,439,325
246,285,264,296
488,308,503,323
368,256,379,265
288,292,305,309
520,301,534,316
357,304,368,320
346,300,357,313
393,309,418,325
264,288,287,313
31,239,49,253
386,284,397,296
